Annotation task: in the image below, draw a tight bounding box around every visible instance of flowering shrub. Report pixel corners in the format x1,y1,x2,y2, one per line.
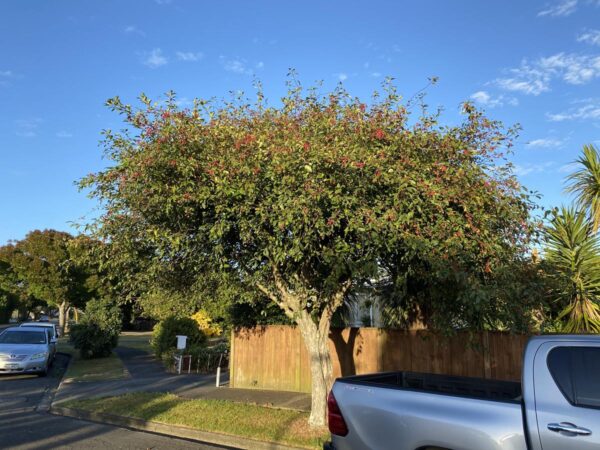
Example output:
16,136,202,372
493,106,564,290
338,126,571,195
191,310,223,337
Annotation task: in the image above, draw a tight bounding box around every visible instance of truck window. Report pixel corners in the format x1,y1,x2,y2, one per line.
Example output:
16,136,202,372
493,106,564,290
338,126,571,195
548,346,600,409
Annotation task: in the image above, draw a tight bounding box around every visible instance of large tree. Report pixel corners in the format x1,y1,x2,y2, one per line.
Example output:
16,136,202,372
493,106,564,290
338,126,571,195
9,230,87,332
81,82,537,426
0,244,45,321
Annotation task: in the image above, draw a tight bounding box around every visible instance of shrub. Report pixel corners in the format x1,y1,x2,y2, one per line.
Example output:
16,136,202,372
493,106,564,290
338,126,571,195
70,323,119,359
70,298,122,359
191,310,223,337
151,316,206,357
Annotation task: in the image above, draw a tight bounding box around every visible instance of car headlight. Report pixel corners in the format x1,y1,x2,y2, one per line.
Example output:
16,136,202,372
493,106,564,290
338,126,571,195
29,352,48,360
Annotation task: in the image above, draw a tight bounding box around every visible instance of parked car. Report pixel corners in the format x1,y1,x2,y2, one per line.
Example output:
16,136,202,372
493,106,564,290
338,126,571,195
19,321,60,339
0,327,54,376
325,334,600,450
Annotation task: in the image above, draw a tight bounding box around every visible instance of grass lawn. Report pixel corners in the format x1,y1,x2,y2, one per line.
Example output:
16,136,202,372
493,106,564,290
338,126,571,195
57,339,128,382
64,392,329,449
118,332,153,353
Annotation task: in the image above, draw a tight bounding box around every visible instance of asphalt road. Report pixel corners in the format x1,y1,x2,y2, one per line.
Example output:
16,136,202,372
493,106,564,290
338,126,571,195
0,354,233,449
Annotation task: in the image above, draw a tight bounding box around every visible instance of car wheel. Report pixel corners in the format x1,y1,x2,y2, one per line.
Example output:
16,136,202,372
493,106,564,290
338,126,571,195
38,365,48,377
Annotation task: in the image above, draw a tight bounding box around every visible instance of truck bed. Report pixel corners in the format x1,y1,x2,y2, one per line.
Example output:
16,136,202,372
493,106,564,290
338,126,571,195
339,371,522,403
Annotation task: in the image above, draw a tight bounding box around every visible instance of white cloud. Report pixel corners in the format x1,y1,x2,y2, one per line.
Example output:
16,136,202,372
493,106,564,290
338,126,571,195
219,56,262,75
495,52,600,95
470,90,519,108
124,25,146,37
538,0,578,17
176,51,203,62
222,59,250,75
371,72,382,77
0,70,13,87
547,101,600,121
559,162,579,173
56,131,73,138
539,52,600,84
337,73,348,82
578,29,600,46
513,161,555,176
142,48,168,68
526,138,564,148
174,97,193,107
15,118,42,138
155,0,172,4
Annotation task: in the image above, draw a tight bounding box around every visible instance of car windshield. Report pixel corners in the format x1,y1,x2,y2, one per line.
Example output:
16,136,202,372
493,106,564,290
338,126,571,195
0,331,47,345
20,324,54,338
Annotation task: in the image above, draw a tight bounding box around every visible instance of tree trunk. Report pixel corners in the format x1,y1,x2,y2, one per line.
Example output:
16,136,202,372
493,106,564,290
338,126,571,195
256,268,349,429
297,312,333,428
58,301,69,335
65,306,73,333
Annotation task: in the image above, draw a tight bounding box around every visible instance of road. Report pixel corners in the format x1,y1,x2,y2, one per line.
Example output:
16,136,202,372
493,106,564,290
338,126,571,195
0,354,232,449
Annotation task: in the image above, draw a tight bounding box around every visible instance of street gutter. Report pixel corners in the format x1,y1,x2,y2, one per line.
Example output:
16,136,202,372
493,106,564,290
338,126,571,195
36,352,72,412
50,405,308,450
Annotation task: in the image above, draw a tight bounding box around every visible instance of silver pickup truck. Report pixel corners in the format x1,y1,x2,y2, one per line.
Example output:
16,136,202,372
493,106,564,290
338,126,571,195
325,335,600,450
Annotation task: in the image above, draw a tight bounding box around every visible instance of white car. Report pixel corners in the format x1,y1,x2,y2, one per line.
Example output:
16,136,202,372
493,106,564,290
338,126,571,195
19,322,59,358
0,327,54,376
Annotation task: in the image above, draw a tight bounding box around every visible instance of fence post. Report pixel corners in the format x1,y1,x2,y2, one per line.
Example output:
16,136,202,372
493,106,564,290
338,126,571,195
483,331,492,379
175,354,182,375
229,329,235,388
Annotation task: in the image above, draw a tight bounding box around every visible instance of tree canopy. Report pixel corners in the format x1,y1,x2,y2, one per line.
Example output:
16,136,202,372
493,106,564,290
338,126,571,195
6,230,89,330
81,81,540,425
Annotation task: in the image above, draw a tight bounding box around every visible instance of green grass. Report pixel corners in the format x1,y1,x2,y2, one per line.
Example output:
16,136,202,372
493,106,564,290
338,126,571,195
118,332,153,353
64,392,329,449
57,339,128,382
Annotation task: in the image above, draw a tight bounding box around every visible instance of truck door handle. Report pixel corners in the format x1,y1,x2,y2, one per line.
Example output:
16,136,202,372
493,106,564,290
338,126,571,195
548,422,592,436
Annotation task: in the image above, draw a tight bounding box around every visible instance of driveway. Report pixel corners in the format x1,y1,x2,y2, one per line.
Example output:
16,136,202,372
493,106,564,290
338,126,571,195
0,354,233,449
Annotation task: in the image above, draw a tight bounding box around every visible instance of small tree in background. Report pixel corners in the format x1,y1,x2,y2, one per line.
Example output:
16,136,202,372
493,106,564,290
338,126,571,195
81,80,538,426
544,207,600,332
542,144,600,333
566,144,600,233
8,230,87,332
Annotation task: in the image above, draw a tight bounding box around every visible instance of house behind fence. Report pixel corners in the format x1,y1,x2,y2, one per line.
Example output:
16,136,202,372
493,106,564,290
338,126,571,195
230,325,529,393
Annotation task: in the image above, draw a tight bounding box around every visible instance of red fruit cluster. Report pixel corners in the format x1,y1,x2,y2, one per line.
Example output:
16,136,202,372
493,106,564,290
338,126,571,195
373,128,385,140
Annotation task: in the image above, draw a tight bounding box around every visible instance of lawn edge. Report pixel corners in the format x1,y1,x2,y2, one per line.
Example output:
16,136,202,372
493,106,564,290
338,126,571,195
49,405,309,450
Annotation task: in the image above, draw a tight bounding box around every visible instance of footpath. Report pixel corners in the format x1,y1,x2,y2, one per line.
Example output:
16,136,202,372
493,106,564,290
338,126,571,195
53,344,311,411
50,337,315,450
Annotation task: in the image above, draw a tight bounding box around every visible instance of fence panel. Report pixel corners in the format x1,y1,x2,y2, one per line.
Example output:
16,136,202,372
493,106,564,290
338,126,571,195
230,326,529,393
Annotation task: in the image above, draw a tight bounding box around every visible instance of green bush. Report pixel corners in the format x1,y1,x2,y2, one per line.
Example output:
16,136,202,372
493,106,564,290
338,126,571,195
70,298,122,359
151,316,206,357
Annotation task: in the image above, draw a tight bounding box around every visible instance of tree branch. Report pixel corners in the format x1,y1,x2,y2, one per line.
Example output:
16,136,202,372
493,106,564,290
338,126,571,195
319,279,352,336
256,282,296,319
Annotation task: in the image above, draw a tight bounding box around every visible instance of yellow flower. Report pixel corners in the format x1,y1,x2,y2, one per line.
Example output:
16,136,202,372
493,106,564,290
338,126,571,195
191,310,223,337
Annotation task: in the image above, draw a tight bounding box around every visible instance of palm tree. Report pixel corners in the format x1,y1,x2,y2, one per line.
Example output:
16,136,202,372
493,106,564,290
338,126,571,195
544,206,600,333
565,144,600,233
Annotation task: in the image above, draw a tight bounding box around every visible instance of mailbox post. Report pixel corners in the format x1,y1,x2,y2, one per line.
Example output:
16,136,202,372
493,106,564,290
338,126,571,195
175,335,187,374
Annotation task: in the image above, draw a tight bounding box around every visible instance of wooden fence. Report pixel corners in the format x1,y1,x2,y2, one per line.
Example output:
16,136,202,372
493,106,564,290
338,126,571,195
230,325,529,393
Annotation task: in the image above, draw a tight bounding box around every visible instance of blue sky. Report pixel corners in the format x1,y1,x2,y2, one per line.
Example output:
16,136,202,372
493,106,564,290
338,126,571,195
1,0,599,244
